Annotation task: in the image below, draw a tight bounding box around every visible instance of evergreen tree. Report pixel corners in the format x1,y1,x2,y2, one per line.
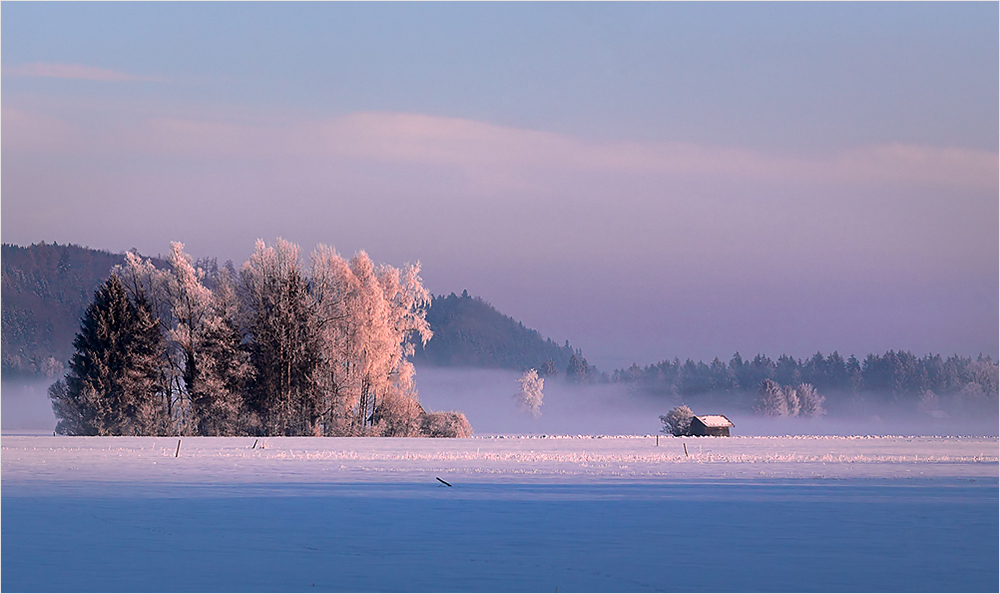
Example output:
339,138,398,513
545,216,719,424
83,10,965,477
538,358,559,378
50,275,166,435
566,354,591,384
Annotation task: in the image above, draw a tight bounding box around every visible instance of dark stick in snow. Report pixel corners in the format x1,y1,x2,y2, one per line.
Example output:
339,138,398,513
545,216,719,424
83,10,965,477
683,443,688,457
436,477,452,487
252,439,258,449
175,440,181,457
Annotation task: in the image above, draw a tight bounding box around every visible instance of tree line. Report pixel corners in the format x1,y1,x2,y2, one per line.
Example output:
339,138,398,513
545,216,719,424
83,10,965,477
48,240,472,437
613,350,998,407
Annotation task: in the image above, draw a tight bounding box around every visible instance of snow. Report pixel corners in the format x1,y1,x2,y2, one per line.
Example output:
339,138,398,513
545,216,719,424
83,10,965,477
2,435,997,490
2,434,998,592
694,414,733,427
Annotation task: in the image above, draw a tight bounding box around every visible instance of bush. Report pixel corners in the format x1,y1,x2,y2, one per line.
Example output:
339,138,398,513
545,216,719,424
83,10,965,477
659,405,694,436
419,411,474,438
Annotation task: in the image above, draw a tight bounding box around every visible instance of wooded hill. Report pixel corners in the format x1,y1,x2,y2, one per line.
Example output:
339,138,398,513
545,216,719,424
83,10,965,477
2,243,585,379
2,243,168,378
411,290,581,374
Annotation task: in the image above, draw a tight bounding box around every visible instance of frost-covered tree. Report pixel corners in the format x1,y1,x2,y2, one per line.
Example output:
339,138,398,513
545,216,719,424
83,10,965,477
49,275,167,435
240,239,321,436
116,243,244,434
115,251,179,423
659,405,694,436
419,411,473,438
796,383,826,418
755,380,825,418
192,269,255,435
310,245,432,436
163,242,213,432
782,385,801,417
514,369,545,418
51,238,445,437
756,379,788,416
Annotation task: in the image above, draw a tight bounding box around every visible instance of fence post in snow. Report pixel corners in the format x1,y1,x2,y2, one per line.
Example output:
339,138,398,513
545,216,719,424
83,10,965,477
175,439,181,457
683,442,688,457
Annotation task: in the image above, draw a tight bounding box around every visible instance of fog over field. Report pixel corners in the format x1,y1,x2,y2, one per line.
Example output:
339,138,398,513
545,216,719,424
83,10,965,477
1,377,57,433
415,367,999,437
5,368,997,437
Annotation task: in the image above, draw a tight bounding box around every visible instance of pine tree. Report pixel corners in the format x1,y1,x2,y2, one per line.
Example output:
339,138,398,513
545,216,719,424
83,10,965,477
566,354,590,384
50,275,166,435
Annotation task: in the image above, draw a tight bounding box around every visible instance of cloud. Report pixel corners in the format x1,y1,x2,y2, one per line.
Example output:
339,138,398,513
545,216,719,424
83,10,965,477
3,105,996,192
2,62,163,82
131,111,997,191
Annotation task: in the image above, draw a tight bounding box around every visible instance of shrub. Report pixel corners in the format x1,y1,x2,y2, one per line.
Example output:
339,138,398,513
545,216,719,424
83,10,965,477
659,405,694,436
419,411,474,438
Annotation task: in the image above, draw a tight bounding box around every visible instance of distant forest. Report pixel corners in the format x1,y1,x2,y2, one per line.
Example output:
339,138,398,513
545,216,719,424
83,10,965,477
612,351,998,415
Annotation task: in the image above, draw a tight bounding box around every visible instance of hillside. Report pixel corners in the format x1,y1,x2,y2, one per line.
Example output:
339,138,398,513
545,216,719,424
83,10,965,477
2,243,132,377
411,290,580,374
1,244,585,379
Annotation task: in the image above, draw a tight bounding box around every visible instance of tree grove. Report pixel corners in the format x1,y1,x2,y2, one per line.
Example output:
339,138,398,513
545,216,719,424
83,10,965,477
50,239,470,437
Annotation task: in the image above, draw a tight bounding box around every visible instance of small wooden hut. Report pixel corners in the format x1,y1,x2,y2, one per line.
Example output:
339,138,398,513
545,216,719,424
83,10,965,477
689,415,734,437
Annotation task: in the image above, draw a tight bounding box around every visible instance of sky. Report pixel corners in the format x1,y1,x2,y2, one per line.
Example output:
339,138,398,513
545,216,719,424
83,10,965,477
2,2,997,370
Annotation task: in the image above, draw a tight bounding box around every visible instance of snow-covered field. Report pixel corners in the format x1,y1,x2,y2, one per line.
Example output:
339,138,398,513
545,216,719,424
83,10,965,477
3,434,998,592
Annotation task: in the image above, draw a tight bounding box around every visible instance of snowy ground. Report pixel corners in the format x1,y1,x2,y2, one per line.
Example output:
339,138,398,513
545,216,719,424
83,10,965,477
3,434,998,592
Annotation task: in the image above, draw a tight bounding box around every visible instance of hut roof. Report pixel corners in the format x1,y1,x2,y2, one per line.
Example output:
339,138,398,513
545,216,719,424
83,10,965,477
694,415,734,428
